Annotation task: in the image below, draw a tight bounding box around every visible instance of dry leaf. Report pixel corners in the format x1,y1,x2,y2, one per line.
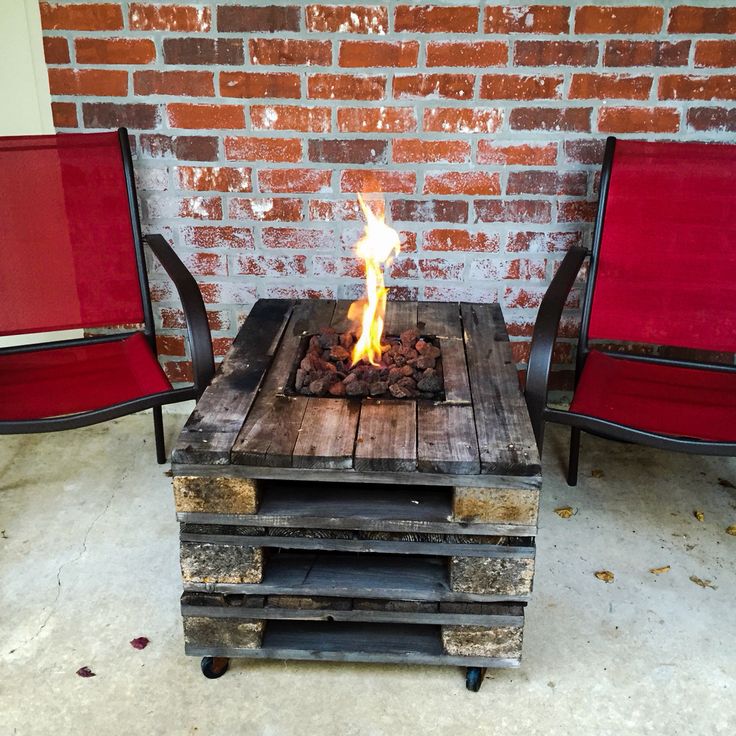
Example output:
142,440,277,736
689,575,715,589
726,525,736,536
591,469,605,478
718,478,736,489
595,570,614,583
693,510,705,522
130,637,150,650
76,666,96,678
649,565,671,575
554,506,574,519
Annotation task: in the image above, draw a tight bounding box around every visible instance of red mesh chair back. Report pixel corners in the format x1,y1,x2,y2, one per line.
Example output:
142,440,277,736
0,131,145,337
587,139,736,354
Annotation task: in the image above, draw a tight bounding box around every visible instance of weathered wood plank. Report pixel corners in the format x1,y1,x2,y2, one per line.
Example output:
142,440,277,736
292,398,361,469
330,299,355,333
173,476,260,515
383,300,417,335
417,302,462,339
417,404,480,474
453,486,539,526
461,303,541,476
355,401,416,472
173,299,295,465
438,338,471,403
232,301,336,467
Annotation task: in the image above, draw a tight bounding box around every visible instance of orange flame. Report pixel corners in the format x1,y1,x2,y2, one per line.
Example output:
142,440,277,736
348,194,401,366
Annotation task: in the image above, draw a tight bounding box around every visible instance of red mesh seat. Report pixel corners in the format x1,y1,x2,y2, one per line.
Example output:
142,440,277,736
0,333,171,421
570,350,736,443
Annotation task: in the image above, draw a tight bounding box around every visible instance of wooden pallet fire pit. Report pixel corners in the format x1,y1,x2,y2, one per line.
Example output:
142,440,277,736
172,299,541,691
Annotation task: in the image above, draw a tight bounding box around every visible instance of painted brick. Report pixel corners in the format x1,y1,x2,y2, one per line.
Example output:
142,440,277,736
305,5,388,34
339,41,419,68
394,5,479,33
659,75,736,100
237,255,307,277
180,226,255,250
423,108,502,133
258,168,332,193
514,41,598,67
694,41,736,68
507,171,587,196
509,107,591,132
393,139,470,164
687,107,736,132
176,166,252,192
83,102,159,129
340,170,416,193
163,38,243,65
394,74,475,100
308,74,386,100
603,40,690,67
309,199,362,221
221,72,301,99
424,172,501,196
167,103,245,129
477,142,557,165
598,107,680,133
484,6,570,34
225,137,302,162
475,200,551,223
75,38,156,64
217,5,301,32
250,39,331,66
391,200,468,223
229,198,303,221
129,4,211,31
338,107,416,133
564,139,606,165
263,227,336,250
43,36,70,64
570,73,653,100
140,135,219,161
48,68,128,96
418,259,465,280
575,6,663,34
251,105,331,132
668,6,736,34
426,42,507,67
134,70,214,97
51,101,77,127
557,200,598,223
308,139,387,164
479,75,562,100
424,230,500,252
507,232,582,253
469,258,546,281
40,3,123,30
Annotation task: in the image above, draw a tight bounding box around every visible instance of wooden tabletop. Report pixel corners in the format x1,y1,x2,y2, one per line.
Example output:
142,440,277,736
173,299,541,487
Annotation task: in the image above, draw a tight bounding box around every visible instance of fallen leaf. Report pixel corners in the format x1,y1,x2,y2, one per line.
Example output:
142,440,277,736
130,637,150,650
591,469,605,478
693,510,704,522
76,666,96,678
554,506,574,519
726,525,736,536
718,478,736,489
595,570,614,583
163,469,173,478
649,565,671,575
689,575,715,589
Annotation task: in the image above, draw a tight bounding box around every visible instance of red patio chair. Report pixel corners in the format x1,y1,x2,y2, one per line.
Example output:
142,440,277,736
525,137,736,485
0,128,214,463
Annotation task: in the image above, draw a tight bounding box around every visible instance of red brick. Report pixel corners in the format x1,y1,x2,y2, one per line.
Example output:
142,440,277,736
250,39,331,66
146,194,222,221
426,41,507,67
129,4,211,31
469,258,546,281
51,101,77,128
180,251,228,276
176,166,251,192
507,231,582,253
75,38,156,64
180,226,254,249
217,5,300,32
424,172,500,196
424,229,499,252
263,228,335,250
389,257,418,280
598,107,680,133
393,140,470,164
161,308,230,331
390,200,468,223
229,198,303,221
564,139,606,165
251,105,330,133
134,70,214,97
308,74,385,100
418,258,465,280
40,3,123,30
310,200,361,221
259,169,332,193
425,285,497,302
48,69,128,96
603,40,690,67
507,171,587,196
475,200,551,223
339,41,419,68
225,137,302,163
305,5,388,33
558,201,598,223
484,5,569,34
157,335,186,357
395,5,478,33
221,72,301,99
394,74,474,100
659,75,736,100
340,170,416,193
308,139,386,164
695,41,736,68
668,6,736,33
264,286,337,300
509,107,591,132
163,38,243,65
164,361,193,383
167,103,245,129
570,74,652,100
480,75,562,100
211,337,235,358
423,108,502,133
237,255,307,277
338,107,416,133
314,256,366,278
575,6,663,34
687,107,736,132
140,135,219,161
43,36,69,64
514,41,598,67
477,142,557,165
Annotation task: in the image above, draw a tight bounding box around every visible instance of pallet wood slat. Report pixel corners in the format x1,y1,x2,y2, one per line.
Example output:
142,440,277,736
383,301,418,336
293,398,361,469
355,401,416,472
417,404,480,474
417,302,462,339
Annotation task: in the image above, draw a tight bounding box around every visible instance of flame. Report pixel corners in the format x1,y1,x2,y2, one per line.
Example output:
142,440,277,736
348,194,401,366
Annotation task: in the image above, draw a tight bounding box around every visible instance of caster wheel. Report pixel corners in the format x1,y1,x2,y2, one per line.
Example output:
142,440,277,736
465,667,486,692
201,656,230,679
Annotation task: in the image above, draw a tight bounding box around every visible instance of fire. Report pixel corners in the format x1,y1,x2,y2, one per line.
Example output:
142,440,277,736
348,194,401,366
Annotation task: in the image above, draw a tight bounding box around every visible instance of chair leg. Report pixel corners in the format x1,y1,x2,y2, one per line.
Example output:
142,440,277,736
567,427,581,486
153,406,166,464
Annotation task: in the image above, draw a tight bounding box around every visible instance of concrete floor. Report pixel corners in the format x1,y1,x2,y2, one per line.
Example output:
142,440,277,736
1,411,735,736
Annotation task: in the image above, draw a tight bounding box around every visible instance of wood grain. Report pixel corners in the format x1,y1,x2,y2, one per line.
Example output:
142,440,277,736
417,403,480,474
292,398,361,469
355,401,416,472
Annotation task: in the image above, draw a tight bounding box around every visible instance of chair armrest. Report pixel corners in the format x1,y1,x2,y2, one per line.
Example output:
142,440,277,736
144,233,215,397
525,246,588,446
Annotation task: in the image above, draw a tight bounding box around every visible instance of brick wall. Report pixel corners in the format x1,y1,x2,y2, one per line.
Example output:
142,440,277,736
40,2,736,387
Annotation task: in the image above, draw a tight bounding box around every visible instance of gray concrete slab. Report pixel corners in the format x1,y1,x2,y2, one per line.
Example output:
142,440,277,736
1,414,734,736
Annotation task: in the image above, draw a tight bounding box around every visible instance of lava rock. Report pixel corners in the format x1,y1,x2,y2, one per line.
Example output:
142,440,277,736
417,368,442,393
369,381,388,396
345,379,369,396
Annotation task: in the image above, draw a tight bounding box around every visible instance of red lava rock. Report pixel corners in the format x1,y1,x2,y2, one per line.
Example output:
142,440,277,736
369,381,388,396
330,345,350,362
328,381,346,397
76,666,96,678
130,637,150,650
346,379,369,396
